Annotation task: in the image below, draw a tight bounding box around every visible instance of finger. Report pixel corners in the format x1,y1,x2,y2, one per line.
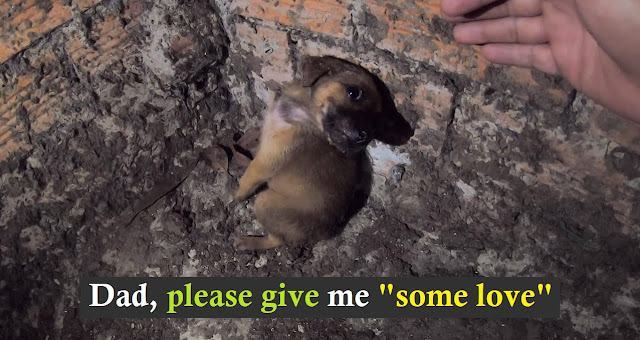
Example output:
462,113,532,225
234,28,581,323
574,0,640,80
454,16,547,44
441,0,498,17
481,44,559,74
442,0,542,22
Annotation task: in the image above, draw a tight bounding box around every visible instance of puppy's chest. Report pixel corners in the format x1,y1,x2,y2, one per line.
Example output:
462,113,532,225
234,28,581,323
282,137,359,188
264,96,356,171
263,97,316,151
266,97,309,128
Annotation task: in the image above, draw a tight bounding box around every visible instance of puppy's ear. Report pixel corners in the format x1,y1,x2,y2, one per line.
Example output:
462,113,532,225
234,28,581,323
300,56,353,87
372,77,414,145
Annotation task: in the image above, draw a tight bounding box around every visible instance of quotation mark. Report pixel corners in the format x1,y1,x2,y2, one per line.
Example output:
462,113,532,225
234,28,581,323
538,283,551,295
379,283,394,295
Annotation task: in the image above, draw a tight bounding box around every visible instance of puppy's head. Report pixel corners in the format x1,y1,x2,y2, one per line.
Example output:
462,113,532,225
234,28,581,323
300,56,413,155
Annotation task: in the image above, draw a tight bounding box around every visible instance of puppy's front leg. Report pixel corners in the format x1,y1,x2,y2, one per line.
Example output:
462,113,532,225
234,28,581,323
234,158,271,201
234,128,296,201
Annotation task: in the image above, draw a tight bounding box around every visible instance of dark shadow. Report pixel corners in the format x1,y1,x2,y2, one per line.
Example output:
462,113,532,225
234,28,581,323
464,0,508,19
370,71,415,146
327,152,374,239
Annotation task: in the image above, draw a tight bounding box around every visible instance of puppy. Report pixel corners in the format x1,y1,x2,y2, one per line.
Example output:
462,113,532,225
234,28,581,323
233,56,412,250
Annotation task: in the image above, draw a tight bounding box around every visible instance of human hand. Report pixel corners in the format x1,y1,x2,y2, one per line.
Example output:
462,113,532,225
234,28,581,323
441,0,640,123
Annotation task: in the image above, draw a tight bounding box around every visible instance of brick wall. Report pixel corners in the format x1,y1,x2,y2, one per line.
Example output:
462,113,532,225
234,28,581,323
217,0,640,222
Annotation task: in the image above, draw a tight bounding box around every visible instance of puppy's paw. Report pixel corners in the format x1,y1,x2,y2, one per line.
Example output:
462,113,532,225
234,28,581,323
233,236,257,251
234,234,283,251
233,190,249,203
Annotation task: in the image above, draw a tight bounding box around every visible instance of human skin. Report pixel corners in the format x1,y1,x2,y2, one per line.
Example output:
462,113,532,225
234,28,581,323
441,0,640,124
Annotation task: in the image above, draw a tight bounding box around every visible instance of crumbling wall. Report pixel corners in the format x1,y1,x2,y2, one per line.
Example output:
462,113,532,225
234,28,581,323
1,0,639,339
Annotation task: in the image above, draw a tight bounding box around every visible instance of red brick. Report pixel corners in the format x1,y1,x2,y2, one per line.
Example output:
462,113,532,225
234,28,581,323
365,0,567,102
65,13,135,76
234,22,293,84
0,48,67,161
362,1,478,75
0,1,133,162
0,0,102,63
587,103,640,155
232,0,352,39
75,0,101,10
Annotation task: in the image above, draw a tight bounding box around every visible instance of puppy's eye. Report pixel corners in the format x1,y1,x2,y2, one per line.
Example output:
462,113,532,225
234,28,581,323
346,86,363,102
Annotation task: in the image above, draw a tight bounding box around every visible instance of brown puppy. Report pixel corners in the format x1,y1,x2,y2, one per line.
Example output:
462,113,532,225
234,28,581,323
234,56,412,250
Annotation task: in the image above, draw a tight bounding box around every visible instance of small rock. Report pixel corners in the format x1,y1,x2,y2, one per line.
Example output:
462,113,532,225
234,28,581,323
455,180,477,200
626,177,640,191
388,164,405,185
26,156,42,168
202,146,229,172
254,255,268,268
19,226,50,253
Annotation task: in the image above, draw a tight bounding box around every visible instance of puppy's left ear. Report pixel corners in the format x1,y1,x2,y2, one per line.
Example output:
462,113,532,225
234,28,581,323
372,77,414,145
300,55,354,87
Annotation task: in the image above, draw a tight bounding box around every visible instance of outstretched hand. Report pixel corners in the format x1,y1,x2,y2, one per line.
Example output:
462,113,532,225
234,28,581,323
442,0,640,123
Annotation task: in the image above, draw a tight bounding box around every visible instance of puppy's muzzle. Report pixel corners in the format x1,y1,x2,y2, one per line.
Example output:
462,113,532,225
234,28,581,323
323,115,370,154
343,129,368,145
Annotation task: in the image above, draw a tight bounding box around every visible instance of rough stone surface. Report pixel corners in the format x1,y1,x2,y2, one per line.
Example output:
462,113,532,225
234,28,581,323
1,0,639,339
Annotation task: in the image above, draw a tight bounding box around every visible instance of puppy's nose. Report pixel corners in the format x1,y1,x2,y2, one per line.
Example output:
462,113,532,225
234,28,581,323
353,130,368,144
341,127,368,145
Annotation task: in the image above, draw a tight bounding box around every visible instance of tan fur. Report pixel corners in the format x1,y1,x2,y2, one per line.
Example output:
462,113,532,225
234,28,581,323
233,56,411,250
